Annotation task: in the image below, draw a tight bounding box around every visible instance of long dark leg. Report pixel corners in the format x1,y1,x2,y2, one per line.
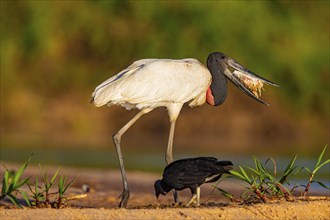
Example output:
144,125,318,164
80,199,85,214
113,109,152,208
165,120,176,164
165,103,183,203
165,120,179,203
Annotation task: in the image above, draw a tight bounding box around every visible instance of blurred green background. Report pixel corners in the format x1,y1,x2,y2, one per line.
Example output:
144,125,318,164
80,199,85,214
0,1,329,169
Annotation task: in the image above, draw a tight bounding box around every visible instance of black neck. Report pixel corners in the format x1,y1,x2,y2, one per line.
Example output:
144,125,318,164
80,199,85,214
161,180,173,193
207,62,228,106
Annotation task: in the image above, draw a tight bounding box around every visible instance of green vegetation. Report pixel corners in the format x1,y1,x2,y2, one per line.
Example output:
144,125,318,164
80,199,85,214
0,157,78,208
39,165,60,206
0,1,328,154
27,176,43,207
303,145,330,196
56,174,77,208
1,156,32,207
1,1,328,114
216,145,330,202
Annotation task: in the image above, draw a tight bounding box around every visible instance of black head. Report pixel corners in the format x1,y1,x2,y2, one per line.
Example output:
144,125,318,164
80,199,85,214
207,52,228,72
154,179,167,199
206,52,278,106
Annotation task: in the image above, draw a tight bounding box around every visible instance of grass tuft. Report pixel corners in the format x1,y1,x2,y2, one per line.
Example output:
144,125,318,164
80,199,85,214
1,156,79,208
1,155,32,208
216,145,329,203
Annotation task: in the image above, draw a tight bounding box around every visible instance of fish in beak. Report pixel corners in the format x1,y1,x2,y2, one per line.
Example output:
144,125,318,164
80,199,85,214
221,54,279,106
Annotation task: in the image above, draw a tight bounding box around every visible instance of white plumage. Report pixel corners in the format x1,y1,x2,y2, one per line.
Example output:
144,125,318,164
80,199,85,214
92,58,211,111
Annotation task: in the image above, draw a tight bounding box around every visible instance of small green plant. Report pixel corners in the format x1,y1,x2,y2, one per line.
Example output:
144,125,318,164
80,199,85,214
1,156,32,207
229,158,270,202
27,176,44,207
234,155,301,202
39,165,60,206
303,145,330,196
1,156,80,208
56,174,77,208
216,146,329,203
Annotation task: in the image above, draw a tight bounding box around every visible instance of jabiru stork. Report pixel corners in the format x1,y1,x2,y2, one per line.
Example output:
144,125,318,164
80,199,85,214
91,52,278,207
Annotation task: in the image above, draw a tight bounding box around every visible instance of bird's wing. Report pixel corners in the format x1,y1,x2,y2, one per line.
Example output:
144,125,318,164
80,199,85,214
91,59,211,108
92,59,158,101
164,157,218,172
163,157,227,189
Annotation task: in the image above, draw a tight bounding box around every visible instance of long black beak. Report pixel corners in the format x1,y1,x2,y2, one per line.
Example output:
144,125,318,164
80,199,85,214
223,56,279,106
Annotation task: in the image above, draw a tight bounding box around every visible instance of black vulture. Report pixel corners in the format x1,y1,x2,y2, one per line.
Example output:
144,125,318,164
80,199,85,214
154,157,233,206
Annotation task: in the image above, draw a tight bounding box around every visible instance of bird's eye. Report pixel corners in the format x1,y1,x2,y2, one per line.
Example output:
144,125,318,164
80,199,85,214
221,56,225,59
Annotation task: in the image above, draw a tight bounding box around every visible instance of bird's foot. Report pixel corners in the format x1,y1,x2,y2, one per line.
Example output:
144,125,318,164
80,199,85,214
118,190,130,208
171,202,181,208
186,194,197,207
185,203,200,207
